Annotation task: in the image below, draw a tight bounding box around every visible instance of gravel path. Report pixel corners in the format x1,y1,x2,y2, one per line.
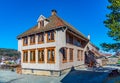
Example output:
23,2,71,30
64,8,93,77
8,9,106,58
0,70,120,83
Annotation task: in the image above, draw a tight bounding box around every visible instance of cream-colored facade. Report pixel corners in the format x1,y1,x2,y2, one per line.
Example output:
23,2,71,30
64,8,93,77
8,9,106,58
17,10,89,76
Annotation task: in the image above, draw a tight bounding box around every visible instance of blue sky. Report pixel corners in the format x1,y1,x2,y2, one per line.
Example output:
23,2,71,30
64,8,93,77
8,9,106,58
0,0,114,50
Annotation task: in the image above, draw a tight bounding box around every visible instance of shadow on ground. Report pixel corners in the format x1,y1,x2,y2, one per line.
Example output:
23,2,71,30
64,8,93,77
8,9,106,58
61,67,109,83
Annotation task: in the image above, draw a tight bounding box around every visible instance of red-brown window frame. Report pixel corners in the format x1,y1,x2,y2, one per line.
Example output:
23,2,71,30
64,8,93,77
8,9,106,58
47,47,55,63
30,49,36,63
47,31,55,42
30,35,36,45
23,50,28,63
38,48,45,63
69,48,73,62
23,37,28,46
38,33,44,44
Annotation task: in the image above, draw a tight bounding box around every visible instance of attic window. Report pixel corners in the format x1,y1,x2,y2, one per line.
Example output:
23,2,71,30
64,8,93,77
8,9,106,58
40,20,44,27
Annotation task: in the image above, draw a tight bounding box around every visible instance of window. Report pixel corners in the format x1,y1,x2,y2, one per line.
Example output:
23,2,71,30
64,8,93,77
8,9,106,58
47,31,55,42
38,49,44,63
47,47,55,63
77,50,81,61
23,50,28,63
69,35,73,44
77,50,83,61
23,37,28,46
69,48,73,62
38,33,44,43
81,50,83,61
40,20,44,27
61,48,67,63
76,39,81,47
30,50,35,63
30,35,35,45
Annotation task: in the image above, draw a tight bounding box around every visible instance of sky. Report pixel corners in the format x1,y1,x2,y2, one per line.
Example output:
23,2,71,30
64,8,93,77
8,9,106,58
0,0,114,50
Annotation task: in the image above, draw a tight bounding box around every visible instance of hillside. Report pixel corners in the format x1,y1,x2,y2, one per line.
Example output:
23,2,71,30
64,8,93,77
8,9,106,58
0,48,20,57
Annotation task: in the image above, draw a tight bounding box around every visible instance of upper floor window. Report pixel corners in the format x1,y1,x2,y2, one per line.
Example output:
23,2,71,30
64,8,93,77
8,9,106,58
38,49,44,63
30,50,36,63
69,48,73,62
38,33,44,44
47,47,55,63
23,50,28,63
69,35,73,44
47,31,55,42
30,35,35,45
75,39,81,47
23,37,28,46
61,48,67,63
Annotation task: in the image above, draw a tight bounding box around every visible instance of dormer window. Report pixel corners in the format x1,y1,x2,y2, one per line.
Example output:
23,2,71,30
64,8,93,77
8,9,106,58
40,20,44,27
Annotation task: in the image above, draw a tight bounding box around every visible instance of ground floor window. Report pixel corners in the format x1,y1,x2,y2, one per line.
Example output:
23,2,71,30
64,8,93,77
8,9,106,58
47,47,55,63
30,49,35,63
61,48,67,63
77,50,83,61
23,50,28,63
38,48,44,63
69,48,73,62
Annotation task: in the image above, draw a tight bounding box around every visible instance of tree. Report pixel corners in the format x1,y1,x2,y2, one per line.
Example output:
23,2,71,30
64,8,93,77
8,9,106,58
101,0,120,52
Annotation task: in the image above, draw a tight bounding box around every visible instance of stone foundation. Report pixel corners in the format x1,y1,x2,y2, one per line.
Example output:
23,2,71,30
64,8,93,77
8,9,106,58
21,65,86,76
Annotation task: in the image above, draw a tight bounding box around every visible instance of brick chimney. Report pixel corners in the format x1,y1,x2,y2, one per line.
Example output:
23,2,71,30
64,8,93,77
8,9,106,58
51,10,57,15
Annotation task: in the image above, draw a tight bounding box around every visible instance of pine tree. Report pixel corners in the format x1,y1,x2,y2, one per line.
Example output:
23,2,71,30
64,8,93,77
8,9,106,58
100,0,120,52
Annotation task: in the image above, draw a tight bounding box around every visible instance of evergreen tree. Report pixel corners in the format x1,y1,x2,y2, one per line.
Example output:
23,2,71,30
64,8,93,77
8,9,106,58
101,0,120,52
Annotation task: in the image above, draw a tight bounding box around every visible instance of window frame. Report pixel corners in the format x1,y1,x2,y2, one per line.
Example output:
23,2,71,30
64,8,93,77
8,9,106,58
69,34,73,44
38,48,45,63
23,37,28,46
62,48,67,63
23,50,28,63
30,35,35,45
38,33,44,44
47,31,55,42
69,48,73,62
47,47,55,63
40,20,44,27
30,49,36,63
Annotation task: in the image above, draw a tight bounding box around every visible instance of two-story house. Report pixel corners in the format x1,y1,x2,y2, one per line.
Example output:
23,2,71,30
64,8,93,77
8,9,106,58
17,10,89,76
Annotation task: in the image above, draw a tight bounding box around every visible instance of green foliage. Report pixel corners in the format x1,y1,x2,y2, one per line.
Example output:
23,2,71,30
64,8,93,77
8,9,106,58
0,48,20,57
101,0,120,52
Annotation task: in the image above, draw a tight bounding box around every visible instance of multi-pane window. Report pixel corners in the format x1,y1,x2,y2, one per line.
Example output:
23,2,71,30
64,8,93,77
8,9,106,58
69,35,73,44
47,31,55,42
69,48,73,62
30,35,35,45
77,50,83,61
23,37,28,46
76,39,81,47
62,48,67,62
47,47,55,63
38,49,44,63
38,33,44,43
81,50,83,61
40,20,44,27
23,50,28,63
30,50,35,63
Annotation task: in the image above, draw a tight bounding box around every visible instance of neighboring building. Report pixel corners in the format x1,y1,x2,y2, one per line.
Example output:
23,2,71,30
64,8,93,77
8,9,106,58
17,10,89,76
96,56,108,66
85,43,101,67
107,56,118,64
